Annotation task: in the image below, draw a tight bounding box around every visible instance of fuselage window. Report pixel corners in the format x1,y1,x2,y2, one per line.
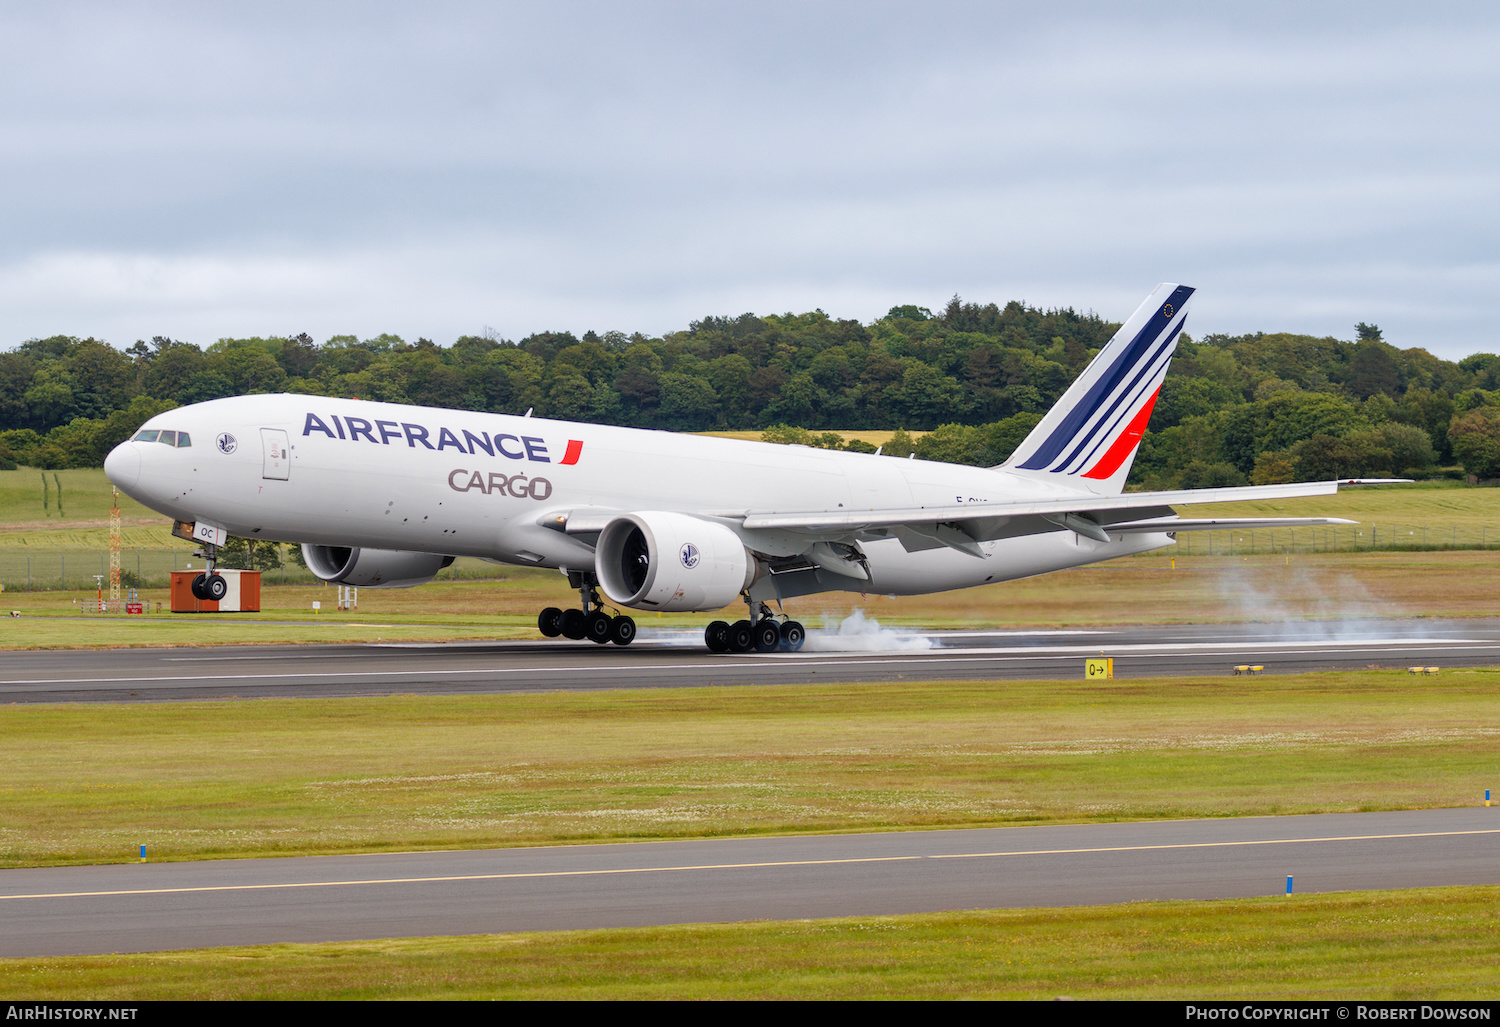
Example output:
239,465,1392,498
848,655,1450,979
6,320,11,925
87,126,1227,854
158,430,177,446
176,432,191,448
133,430,159,443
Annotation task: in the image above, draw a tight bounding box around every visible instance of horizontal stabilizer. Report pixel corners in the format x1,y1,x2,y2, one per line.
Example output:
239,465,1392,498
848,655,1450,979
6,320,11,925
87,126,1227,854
1104,516,1357,534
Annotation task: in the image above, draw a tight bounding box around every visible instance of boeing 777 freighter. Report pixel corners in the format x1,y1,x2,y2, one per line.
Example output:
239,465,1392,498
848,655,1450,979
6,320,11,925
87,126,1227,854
104,284,1357,652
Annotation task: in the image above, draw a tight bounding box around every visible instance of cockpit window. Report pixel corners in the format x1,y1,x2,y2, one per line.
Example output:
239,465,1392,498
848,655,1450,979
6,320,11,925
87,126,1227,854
131,427,191,447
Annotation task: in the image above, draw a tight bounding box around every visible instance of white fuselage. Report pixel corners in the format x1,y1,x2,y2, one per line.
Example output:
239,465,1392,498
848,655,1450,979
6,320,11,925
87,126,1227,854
105,394,1172,604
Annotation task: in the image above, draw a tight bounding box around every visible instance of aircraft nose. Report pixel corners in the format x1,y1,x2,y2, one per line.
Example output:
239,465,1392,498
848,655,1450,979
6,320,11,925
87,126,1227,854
104,441,140,492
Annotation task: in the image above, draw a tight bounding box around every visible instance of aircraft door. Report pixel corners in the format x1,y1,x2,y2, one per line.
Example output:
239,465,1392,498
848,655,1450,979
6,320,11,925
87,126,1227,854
261,428,291,480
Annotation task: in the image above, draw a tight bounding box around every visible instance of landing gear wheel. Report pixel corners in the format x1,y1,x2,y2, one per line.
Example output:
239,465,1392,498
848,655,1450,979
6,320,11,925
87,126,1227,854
190,573,209,601
779,620,805,652
560,608,587,640
538,607,563,637
704,620,730,653
610,615,636,646
753,620,781,653
728,620,754,653
586,611,614,644
204,574,228,601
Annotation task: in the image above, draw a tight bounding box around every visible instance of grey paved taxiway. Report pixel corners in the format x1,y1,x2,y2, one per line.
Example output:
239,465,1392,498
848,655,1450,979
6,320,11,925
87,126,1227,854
2,809,1496,957
2,617,1497,704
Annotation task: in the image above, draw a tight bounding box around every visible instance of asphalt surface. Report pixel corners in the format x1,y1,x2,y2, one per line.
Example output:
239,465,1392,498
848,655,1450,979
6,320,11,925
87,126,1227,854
3,809,1496,957
3,621,1497,958
1,617,1497,703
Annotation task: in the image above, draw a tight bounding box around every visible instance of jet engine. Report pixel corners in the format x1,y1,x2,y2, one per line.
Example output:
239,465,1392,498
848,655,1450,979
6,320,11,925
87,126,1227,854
595,511,755,612
300,545,456,589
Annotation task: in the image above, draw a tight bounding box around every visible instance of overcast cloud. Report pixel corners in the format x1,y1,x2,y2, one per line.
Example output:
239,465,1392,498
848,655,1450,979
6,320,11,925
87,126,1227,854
1,1,1496,358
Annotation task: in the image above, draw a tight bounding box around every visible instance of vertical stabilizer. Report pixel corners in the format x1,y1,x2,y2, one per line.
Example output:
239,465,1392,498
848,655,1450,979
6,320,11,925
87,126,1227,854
1000,283,1193,495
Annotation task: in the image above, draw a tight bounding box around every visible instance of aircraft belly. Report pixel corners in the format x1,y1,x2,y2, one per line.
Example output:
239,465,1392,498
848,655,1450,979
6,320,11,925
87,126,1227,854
861,530,1173,595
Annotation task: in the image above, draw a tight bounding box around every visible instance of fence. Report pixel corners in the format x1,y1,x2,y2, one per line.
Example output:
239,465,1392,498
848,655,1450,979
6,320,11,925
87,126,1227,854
1147,522,1500,558
4,524,1496,590
0,549,514,591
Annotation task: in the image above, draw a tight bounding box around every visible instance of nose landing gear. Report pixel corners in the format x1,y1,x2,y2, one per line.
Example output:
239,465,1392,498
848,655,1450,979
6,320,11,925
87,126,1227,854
189,542,229,601
538,571,636,646
705,601,804,654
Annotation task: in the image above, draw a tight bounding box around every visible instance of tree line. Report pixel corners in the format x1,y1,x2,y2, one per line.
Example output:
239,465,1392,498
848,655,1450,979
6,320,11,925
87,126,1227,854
3,298,1500,484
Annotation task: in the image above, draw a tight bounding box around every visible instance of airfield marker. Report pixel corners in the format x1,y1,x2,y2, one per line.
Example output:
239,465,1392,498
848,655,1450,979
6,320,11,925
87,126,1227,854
1286,875,1293,896
139,845,146,862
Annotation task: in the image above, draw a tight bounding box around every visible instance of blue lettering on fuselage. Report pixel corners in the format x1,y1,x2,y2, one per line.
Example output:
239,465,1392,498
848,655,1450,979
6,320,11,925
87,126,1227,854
301,412,553,462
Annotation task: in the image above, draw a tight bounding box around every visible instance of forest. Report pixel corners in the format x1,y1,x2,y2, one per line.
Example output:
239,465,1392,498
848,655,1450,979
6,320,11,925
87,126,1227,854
4,295,1500,487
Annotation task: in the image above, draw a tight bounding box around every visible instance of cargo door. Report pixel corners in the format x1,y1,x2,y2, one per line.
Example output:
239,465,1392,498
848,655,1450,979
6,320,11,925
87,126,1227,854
261,428,291,480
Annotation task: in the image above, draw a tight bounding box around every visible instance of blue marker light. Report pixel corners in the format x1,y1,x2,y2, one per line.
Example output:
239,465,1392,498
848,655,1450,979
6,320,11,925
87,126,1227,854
1285,875,1293,895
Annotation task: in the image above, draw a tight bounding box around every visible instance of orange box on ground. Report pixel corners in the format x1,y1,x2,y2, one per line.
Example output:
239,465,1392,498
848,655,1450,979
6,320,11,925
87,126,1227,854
169,570,261,612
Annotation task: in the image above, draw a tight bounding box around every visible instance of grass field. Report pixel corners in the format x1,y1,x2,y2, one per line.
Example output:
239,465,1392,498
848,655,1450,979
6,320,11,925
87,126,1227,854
3,886,1497,999
1,671,1495,868
3,468,1496,550
3,467,1498,1000
698,428,928,446
2,548,1497,648
0,466,160,530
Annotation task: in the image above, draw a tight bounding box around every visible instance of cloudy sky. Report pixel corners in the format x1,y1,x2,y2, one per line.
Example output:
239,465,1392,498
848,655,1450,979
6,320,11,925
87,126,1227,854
1,1,1496,358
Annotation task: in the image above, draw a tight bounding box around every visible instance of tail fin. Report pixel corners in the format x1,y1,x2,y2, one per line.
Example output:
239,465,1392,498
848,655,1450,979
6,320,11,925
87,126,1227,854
1001,283,1193,495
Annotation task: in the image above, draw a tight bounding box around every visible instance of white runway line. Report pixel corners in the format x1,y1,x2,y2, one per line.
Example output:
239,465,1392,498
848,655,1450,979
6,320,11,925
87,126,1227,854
7,827,1498,902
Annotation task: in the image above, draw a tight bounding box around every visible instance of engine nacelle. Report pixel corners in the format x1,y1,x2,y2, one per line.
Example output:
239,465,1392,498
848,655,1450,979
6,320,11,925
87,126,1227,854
595,511,755,612
301,544,455,589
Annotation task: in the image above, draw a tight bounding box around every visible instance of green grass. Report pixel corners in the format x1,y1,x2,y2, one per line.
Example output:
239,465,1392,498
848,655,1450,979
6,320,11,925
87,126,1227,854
4,470,1495,551
3,887,1497,999
8,546,1497,648
1189,479,1500,529
2,671,1496,868
0,466,160,527
698,428,928,445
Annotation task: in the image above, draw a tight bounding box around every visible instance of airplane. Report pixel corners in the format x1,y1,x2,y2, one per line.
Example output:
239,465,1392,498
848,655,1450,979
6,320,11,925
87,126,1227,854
104,283,1361,652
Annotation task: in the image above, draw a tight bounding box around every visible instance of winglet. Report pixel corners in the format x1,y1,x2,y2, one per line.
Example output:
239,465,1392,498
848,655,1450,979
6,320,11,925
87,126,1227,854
1002,283,1194,495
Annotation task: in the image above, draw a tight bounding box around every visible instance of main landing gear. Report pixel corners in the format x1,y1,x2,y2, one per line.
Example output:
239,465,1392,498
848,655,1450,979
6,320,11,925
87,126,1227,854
534,577,803,654
538,571,636,646
704,601,805,654
189,541,229,601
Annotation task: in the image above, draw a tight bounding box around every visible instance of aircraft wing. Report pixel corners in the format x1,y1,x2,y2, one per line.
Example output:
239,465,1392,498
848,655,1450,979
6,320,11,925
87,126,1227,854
544,480,1373,561
727,480,1361,555
734,480,1343,532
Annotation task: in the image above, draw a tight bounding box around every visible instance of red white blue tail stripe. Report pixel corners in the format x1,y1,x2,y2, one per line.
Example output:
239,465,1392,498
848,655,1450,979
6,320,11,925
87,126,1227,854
1004,283,1193,492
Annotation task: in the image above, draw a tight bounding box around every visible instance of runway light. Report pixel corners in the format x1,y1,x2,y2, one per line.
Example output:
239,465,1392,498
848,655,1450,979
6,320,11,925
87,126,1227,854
1286,875,1293,896
139,845,146,862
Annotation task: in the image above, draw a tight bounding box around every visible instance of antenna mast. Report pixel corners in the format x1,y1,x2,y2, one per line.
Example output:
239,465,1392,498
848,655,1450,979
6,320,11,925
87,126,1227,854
109,487,121,612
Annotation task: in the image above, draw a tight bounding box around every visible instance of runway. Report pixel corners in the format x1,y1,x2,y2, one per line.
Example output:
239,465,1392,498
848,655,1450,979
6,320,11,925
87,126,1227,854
2,808,1496,957
1,617,1497,703
4,624,1497,959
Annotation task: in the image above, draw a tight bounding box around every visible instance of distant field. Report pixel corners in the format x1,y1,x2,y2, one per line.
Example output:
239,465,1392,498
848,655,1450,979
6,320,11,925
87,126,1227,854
2,549,1498,648
4,887,1498,999
698,429,928,445
1162,480,1500,555
0,466,160,530
3,469,1496,608
1,470,1494,551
